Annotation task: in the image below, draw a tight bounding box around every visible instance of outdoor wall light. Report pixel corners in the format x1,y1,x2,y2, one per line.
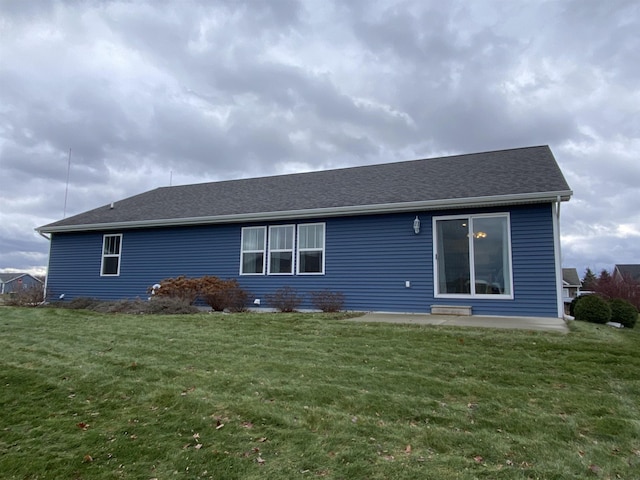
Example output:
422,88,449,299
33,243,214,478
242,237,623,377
413,216,421,234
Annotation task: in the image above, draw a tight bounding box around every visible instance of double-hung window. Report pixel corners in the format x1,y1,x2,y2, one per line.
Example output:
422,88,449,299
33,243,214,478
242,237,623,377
434,214,512,297
268,225,294,274
241,227,266,275
297,223,325,274
241,223,325,275
101,234,122,276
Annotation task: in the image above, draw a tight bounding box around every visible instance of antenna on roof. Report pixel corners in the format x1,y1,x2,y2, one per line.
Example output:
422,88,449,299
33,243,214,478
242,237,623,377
63,148,71,218
169,170,173,187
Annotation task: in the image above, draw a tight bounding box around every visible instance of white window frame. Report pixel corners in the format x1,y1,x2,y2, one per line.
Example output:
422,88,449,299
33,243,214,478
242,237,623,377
433,213,513,299
240,226,267,275
268,225,295,275
296,223,326,275
101,234,122,277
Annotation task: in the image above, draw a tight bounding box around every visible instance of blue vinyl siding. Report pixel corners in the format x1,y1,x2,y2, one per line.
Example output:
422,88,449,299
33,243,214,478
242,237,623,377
45,203,559,317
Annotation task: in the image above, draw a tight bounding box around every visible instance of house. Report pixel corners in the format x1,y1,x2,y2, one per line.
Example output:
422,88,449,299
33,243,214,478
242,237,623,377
562,267,582,314
0,273,43,295
36,145,572,318
613,264,640,284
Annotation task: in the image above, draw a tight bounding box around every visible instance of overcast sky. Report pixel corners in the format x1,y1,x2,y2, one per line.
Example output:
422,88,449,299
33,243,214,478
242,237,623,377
1,0,638,280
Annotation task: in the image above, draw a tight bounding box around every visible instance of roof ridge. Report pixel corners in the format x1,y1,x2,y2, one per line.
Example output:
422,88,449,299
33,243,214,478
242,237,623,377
158,145,551,191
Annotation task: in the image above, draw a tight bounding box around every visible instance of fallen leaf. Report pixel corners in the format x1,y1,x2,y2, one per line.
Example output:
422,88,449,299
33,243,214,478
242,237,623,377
77,422,89,430
195,443,203,450
474,455,484,463
181,386,196,396
257,437,268,443
257,455,266,465
242,421,254,429
405,445,412,454
216,423,225,430
193,433,200,439
83,454,94,463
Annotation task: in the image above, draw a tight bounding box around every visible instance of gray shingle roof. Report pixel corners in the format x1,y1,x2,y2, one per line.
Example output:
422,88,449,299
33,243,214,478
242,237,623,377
0,273,41,284
38,145,572,233
615,264,640,283
562,268,581,286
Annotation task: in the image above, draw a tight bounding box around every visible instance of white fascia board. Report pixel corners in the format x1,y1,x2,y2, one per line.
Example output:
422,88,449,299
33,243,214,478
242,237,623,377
37,190,573,233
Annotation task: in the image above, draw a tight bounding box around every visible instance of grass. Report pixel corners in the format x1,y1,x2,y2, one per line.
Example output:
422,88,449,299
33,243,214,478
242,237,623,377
1,307,639,479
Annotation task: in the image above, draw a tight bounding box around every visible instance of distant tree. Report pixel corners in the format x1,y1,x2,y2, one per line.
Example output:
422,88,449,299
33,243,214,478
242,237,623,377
592,268,640,310
598,269,613,285
582,268,598,291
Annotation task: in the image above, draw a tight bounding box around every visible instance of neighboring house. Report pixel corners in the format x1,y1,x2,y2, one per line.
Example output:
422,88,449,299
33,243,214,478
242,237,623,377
562,267,582,314
36,145,572,318
0,273,43,294
613,264,640,284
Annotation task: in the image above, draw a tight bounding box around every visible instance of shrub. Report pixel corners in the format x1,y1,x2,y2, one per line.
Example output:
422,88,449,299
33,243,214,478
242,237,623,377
574,294,612,324
310,290,345,312
265,286,303,312
148,275,249,311
148,276,200,304
609,298,638,329
200,276,249,312
569,295,585,317
144,297,200,315
54,297,199,314
3,283,45,307
59,297,102,310
92,299,147,314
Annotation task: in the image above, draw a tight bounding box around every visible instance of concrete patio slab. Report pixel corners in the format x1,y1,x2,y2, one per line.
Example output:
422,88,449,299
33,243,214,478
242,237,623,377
350,313,569,333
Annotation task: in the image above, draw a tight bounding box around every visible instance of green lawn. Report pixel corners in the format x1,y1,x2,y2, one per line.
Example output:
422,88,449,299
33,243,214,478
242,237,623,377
1,307,639,479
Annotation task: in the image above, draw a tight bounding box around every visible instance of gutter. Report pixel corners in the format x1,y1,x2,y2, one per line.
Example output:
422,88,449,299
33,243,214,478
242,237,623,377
37,190,573,234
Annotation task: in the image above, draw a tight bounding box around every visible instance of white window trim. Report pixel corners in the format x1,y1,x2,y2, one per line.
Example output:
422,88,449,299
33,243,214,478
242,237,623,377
240,226,267,275
267,224,295,275
101,233,122,277
433,213,514,300
296,222,326,275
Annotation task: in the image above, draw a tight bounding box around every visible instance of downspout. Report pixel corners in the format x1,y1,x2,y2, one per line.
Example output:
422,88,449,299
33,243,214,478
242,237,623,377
552,196,564,319
37,230,51,304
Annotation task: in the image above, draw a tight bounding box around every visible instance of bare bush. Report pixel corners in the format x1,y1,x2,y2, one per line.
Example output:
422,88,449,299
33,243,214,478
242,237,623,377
201,277,249,312
54,297,102,310
310,290,345,312
594,270,640,310
3,283,45,307
52,297,199,314
144,297,200,314
265,286,304,312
